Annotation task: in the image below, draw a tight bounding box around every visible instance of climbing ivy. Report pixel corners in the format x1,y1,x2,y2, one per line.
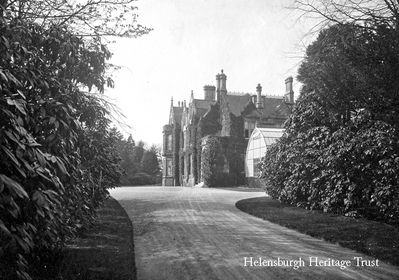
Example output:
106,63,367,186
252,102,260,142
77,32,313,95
201,136,224,187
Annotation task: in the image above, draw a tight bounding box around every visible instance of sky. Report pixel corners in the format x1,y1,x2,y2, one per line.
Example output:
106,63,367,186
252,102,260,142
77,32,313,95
105,0,316,147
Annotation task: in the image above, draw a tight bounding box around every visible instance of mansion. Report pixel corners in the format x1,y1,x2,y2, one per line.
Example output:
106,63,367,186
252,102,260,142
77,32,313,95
162,70,294,187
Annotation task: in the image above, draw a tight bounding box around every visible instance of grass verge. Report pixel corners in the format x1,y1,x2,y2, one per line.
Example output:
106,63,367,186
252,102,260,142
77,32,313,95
236,196,399,266
33,197,136,280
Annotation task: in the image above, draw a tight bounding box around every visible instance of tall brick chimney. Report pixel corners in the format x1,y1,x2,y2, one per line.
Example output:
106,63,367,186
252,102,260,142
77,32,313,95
284,76,294,104
204,85,216,101
256,83,263,109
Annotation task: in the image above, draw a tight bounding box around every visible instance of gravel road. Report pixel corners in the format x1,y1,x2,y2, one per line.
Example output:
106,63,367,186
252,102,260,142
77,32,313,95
110,186,399,280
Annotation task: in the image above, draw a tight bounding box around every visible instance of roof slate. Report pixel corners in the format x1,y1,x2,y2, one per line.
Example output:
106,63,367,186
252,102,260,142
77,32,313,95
193,99,215,118
226,93,290,119
226,94,252,116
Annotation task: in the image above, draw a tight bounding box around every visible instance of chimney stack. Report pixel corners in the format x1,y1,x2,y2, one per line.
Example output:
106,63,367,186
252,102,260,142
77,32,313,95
204,85,216,101
256,83,263,109
216,69,227,101
284,76,294,103
219,69,227,93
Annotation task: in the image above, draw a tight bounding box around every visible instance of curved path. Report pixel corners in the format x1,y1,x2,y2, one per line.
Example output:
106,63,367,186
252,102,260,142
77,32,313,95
110,187,399,280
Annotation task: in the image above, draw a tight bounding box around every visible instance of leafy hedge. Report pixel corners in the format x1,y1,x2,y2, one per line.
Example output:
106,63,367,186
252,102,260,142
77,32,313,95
260,24,399,225
0,18,121,279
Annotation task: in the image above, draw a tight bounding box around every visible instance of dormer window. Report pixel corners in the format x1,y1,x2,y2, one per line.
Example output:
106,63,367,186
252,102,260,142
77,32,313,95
244,121,255,138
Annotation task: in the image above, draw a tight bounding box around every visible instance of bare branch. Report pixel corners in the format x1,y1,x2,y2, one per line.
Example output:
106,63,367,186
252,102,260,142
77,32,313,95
293,0,399,33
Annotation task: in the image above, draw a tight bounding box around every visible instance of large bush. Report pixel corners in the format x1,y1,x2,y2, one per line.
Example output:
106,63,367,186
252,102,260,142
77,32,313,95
0,18,122,279
260,23,399,225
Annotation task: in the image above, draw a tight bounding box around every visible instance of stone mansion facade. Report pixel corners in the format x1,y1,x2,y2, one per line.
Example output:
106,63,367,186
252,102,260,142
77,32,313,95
162,70,294,187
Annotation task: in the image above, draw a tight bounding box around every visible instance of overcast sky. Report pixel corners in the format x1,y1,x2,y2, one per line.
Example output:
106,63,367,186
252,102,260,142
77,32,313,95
105,0,315,147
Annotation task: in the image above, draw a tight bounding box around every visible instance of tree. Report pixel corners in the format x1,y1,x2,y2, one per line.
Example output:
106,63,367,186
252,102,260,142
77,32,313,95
132,140,145,168
296,19,399,130
1,0,151,38
260,20,399,224
141,149,160,176
127,134,135,146
294,0,399,32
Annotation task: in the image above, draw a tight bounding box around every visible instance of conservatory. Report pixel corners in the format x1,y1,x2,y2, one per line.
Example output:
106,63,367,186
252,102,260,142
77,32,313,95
245,127,284,178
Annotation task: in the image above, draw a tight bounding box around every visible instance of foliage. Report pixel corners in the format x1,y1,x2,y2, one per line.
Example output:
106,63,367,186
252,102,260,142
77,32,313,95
1,0,151,38
0,17,124,280
0,0,150,278
141,146,160,176
260,22,399,225
117,138,161,186
201,137,225,187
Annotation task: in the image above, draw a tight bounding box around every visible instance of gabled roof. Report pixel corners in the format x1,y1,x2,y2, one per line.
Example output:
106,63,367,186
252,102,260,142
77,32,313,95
192,99,215,118
226,93,290,119
259,97,290,119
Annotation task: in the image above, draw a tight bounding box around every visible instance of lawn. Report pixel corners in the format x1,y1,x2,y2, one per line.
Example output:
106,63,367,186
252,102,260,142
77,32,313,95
32,197,136,280
236,196,399,266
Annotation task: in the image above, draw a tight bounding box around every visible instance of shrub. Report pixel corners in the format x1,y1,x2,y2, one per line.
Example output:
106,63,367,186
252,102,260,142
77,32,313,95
0,18,121,279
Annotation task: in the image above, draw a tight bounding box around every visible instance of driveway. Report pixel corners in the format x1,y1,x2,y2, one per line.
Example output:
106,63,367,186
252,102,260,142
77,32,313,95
110,187,399,280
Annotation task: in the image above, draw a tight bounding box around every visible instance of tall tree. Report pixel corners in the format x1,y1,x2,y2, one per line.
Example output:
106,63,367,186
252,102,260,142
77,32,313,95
141,148,160,176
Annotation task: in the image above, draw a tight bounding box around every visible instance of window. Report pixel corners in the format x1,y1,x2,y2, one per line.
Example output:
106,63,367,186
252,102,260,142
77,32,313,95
244,121,255,138
167,134,172,151
166,159,173,176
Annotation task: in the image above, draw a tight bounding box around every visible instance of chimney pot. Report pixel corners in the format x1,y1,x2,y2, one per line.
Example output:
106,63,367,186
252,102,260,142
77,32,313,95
204,85,216,101
285,76,294,103
219,70,227,92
